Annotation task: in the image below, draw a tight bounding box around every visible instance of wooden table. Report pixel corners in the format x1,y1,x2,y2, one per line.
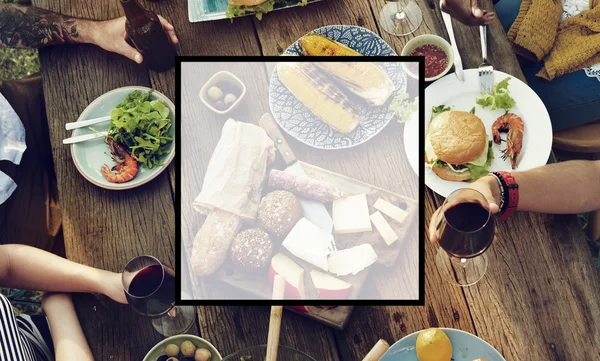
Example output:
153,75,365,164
32,0,600,359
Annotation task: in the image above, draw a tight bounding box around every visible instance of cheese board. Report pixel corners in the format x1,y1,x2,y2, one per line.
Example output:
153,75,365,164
201,113,418,300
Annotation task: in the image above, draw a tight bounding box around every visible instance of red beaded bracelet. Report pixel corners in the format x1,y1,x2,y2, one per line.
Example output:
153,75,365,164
492,171,519,221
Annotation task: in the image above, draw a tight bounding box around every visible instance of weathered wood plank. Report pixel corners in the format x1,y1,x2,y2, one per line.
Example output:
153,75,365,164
29,0,192,359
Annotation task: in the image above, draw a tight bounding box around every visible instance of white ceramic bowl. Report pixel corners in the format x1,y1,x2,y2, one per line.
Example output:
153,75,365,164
401,34,454,82
70,86,175,190
143,334,222,361
199,71,247,115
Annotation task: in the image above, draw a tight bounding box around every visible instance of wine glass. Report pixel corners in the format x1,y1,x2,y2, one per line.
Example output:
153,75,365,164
122,255,196,336
434,188,495,287
379,0,423,36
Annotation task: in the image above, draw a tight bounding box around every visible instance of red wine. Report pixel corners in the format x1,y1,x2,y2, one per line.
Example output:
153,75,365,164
126,264,175,317
439,202,494,258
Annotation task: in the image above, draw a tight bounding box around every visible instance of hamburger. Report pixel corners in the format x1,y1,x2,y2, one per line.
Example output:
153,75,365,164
425,110,494,181
226,0,286,20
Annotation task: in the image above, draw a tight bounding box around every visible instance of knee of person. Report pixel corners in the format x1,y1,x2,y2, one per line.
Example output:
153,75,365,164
42,292,73,310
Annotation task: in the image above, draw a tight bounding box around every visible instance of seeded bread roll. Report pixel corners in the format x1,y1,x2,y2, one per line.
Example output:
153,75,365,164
257,190,302,237
230,228,273,270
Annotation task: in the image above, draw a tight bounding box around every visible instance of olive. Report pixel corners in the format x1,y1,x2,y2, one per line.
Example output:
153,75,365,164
157,356,169,361
224,93,238,107
207,86,223,101
166,358,179,361
165,344,180,357
180,341,197,357
195,348,212,361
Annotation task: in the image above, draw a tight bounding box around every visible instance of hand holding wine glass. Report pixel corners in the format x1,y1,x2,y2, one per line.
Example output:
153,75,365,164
429,175,501,245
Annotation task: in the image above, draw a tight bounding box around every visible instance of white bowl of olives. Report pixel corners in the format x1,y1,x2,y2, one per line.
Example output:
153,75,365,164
199,71,246,115
143,334,222,361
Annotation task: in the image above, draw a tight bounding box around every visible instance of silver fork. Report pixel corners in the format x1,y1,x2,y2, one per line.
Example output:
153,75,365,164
478,25,494,93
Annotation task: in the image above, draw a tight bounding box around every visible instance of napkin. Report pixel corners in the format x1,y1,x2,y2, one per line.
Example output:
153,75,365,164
0,93,26,165
193,119,275,221
0,93,26,206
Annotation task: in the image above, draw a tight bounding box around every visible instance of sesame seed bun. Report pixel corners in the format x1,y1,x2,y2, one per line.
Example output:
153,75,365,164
428,110,487,165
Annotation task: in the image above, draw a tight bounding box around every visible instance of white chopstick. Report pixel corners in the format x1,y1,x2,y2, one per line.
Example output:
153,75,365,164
65,115,111,131
63,131,108,145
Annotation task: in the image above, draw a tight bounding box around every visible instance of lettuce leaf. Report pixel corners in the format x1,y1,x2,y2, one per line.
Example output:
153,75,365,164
430,104,451,122
476,77,516,111
465,141,495,180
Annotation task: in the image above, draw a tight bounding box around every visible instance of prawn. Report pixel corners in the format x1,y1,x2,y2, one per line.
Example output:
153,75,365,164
100,138,138,183
492,113,524,169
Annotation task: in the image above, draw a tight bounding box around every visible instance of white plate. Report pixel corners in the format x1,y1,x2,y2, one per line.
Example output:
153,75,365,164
404,69,552,198
71,86,176,190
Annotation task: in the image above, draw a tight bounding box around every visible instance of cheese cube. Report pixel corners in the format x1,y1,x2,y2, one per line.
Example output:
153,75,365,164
370,211,398,246
374,198,408,224
332,194,372,234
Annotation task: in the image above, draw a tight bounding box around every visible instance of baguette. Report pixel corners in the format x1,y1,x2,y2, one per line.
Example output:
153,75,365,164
191,209,243,277
268,169,346,202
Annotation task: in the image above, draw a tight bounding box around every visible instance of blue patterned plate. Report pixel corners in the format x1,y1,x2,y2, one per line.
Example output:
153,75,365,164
380,328,506,361
271,26,404,150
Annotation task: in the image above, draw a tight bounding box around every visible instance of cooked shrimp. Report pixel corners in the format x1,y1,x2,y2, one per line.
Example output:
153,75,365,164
100,138,138,183
492,113,524,169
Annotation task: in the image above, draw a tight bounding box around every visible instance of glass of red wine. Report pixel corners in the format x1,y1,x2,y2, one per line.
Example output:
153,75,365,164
122,256,195,336
434,188,495,287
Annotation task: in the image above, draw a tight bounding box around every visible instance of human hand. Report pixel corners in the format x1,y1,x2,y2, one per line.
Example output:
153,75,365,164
90,16,178,64
428,175,501,244
440,0,497,26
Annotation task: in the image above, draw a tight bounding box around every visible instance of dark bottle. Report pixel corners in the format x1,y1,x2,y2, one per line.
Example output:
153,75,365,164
120,0,177,72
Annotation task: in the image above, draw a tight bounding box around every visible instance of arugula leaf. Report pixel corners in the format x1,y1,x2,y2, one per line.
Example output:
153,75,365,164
476,77,516,111
470,106,476,114
107,90,173,169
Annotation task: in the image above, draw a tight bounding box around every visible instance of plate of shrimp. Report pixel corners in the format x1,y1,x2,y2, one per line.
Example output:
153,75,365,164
403,69,552,198
70,86,176,190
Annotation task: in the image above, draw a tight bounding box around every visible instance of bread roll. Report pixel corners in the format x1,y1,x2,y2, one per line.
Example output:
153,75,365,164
191,209,243,277
257,190,302,237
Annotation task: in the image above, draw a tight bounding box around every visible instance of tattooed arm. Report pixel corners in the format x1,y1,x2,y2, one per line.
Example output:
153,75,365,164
0,4,92,48
0,4,178,63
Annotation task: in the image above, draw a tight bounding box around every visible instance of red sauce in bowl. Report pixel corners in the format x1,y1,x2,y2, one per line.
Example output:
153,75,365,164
410,44,449,78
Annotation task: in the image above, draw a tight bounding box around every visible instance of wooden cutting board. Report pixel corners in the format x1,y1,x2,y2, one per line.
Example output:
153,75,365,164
214,161,418,300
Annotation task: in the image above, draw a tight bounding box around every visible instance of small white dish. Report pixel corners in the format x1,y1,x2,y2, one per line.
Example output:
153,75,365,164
199,71,246,115
401,34,454,82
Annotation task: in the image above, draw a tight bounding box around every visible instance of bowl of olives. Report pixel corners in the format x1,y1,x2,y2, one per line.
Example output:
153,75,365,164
199,71,246,115
143,334,222,361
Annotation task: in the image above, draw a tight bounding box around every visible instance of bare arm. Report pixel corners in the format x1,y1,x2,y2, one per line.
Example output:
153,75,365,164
0,244,126,304
43,293,94,361
429,160,600,242
501,160,600,213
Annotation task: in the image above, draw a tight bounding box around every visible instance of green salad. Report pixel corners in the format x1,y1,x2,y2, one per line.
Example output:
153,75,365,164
108,90,173,169
476,77,516,111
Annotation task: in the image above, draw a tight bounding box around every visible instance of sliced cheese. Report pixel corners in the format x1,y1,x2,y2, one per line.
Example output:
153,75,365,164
425,134,437,163
469,139,489,166
327,244,378,276
374,198,408,224
282,218,332,271
370,211,398,246
332,194,372,234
